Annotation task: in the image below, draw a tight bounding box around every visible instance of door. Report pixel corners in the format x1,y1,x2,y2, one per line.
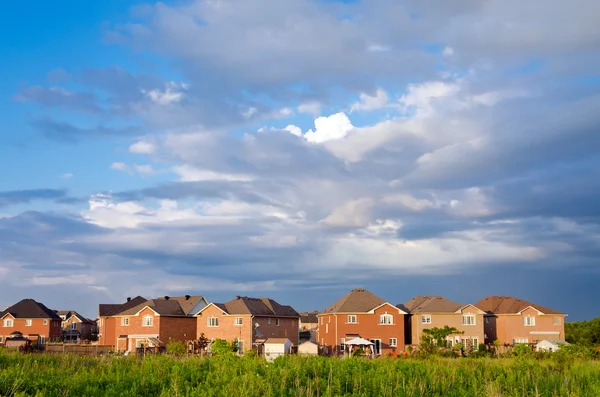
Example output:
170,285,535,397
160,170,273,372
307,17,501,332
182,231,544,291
370,339,381,355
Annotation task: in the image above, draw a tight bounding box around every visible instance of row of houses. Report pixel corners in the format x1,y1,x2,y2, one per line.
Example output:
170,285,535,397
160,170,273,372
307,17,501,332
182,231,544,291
1,289,567,356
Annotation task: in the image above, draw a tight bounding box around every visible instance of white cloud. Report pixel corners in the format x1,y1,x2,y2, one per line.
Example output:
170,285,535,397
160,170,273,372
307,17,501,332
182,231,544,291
304,112,354,143
283,125,302,137
399,81,460,117
322,198,374,228
297,101,321,116
129,140,156,154
350,88,389,112
110,162,129,172
60,173,74,179
133,164,155,175
142,82,187,105
442,46,454,56
172,164,253,182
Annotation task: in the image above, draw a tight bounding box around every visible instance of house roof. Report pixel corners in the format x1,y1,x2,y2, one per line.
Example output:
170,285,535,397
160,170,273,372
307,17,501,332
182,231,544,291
210,296,299,318
299,311,319,323
264,338,291,344
401,296,463,313
475,296,564,315
98,296,147,317
0,299,61,320
119,295,206,317
321,288,386,314
55,310,95,324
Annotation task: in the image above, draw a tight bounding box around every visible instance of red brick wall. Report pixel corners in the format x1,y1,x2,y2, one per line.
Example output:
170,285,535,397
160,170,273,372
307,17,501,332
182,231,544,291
98,317,116,347
317,305,405,355
488,308,566,345
113,307,161,347
160,317,197,344
0,317,61,343
409,311,485,346
62,317,94,340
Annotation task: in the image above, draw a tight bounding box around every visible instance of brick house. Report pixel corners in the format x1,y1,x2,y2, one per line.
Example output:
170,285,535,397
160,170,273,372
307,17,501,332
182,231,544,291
196,296,300,354
0,299,62,345
56,310,97,342
475,296,567,345
98,296,146,347
299,311,319,343
317,288,406,356
400,296,486,350
111,295,207,352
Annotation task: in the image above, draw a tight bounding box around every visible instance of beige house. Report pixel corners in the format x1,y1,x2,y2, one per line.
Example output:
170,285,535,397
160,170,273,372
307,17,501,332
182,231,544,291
401,296,485,350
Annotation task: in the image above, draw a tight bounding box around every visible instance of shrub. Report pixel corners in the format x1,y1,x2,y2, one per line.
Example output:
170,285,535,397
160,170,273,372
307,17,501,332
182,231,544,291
166,340,187,356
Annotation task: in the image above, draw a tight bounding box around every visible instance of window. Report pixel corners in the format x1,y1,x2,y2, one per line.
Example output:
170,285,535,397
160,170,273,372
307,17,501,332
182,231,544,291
39,336,45,345
25,319,32,326
276,318,280,326
389,338,397,347
269,318,272,325
235,317,243,326
238,340,244,353
3,319,13,327
513,338,528,344
325,323,329,333
122,318,129,326
143,316,153,327
421,315,431,324
340,338,345,352
461,338,478,350
347,315,357,324
524,316,535,326
0,337,2,343
485,317,489,324
379,314,393,325
553,317,561,325
208,317,219,327
43,320,48,325
320,317,322,325
462,315,476,326
71,323,77,330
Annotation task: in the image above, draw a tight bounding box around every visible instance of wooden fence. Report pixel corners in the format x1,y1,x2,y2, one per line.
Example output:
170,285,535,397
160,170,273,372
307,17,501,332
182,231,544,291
44,344,114,356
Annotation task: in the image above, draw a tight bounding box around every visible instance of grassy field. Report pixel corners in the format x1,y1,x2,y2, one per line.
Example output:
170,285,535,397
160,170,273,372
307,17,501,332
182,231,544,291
1,350,600,397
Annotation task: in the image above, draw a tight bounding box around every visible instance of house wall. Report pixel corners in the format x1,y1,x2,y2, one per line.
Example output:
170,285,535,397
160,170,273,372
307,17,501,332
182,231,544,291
159,317,197,344
409,310,485,347
98,317,116,347
489,308,566,345
317,305,405,355
113,307,161,351
196,305,300,352
0,317,61,344
62,317,94,341
298,342,319,355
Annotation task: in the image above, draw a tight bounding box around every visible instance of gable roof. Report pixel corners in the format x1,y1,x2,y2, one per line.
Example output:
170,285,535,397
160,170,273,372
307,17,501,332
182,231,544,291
98,296,147,317
401,296,464,313
299,311,319,323
321,288,387,314
475,296,565,315
205,296,299,317
119,295,207,317
55,310,95,324
0,299,61,320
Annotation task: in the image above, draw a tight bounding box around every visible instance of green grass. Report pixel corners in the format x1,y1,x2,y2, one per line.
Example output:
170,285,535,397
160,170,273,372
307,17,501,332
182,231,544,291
1,350,599,396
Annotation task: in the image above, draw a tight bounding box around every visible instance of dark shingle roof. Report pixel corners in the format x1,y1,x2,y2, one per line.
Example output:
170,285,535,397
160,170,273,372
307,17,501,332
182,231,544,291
300,311,319,323
55,310,95,323
401,296,463,313
211,296,299,317
0,299,61,320
321,288,386,314
118,296,206,317
98,296,147,317
475,296,564,315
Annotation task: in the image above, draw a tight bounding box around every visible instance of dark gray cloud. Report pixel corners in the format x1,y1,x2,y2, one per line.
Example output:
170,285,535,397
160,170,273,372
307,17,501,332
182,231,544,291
14,86,102,113
30,117,143,142
0,189,68,207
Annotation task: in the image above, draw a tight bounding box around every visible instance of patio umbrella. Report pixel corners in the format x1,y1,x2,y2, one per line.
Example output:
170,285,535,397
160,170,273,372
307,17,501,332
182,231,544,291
344,337,373,346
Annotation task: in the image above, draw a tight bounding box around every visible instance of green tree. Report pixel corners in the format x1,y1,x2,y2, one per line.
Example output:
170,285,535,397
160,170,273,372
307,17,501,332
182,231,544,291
422,326,464,349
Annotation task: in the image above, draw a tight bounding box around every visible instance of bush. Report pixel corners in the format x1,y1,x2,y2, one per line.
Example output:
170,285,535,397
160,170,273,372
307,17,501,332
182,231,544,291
166,340,187,356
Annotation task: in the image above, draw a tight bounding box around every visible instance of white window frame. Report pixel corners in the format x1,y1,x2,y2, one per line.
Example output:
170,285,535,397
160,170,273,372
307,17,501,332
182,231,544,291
235,317,243,326
39,336,45,345
553,317,561,325
513,338,529,344
43,320,48,325
485,317,490,324
25,319,32,327
142,316,154,327
347,315,357,324
238,340,244,354
379,314,393,325
122,317,129,326
276,318,280,326
340,338,345,352
524,316,535,326
389,338,397,347
325,323,329,333
207,317,219,327
71,322,77,330
3,319,13,327
269,318,272,325
421,315,431,324
462,314,476,326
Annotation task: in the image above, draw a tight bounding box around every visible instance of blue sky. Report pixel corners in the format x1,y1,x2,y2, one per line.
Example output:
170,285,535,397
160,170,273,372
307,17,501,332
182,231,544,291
1,0,600,321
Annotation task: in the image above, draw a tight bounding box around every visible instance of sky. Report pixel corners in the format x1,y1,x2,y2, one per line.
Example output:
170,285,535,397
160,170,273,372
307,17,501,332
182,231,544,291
1,0,600,321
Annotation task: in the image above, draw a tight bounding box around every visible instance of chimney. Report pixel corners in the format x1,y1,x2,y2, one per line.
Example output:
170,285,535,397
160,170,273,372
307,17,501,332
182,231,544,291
185,295,191,300
127,297,131,302
164,296,170,300
236,296,241,300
